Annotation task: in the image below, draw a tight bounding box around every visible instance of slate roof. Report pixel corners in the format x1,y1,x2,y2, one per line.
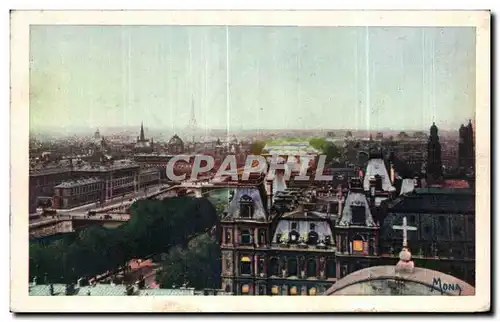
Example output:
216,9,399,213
337,191,377,227
389,188,475,214
272,174,288,201
363,158,395,192
54,177,103,188
390,154,416,178
138,288,195,296
29,284,195,296
29,284,66,296
399,178,416,195
225,187,268,221
272,211,334,243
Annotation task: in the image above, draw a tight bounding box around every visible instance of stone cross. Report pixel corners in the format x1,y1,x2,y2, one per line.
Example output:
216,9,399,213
392,217,417,248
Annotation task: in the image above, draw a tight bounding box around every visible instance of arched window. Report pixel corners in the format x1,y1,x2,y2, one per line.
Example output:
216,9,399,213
288,222,300,244
240,256,252,275
352,234,366,254
240,229,252,245
224,284,231,293
307,223,319,245
288,258,298,277
226,230,232,244
257,257,265,276
268,257,279,277
306,258,317,278
326,259,336,278
239,195,254,218
258,229,266,245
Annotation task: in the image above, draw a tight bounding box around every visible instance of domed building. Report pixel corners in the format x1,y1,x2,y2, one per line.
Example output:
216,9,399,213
168,134,184,155
324,245,475,296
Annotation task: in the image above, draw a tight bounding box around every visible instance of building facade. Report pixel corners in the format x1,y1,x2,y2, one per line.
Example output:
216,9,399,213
29,167,72,213
380,188,475,284
50,161,161,209
218,145,475,294
53,178,104,209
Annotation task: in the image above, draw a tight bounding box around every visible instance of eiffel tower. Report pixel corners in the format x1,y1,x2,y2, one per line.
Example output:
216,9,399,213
188,97,197,143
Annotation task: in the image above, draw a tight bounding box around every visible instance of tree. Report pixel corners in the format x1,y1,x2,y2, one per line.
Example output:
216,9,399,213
309,138,326,151
323,142,341,163
215,203,227,218
250,141,266,155
29,196,219,284
157,233,221,290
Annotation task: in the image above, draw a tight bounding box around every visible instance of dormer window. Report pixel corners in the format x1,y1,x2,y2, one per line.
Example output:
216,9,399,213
351,206,366,226
307,223,319,245
289,222,300,244
239,195,254,218
276,231,283,243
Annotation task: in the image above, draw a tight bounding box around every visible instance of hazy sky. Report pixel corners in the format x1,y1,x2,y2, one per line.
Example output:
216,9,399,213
29,26,476,133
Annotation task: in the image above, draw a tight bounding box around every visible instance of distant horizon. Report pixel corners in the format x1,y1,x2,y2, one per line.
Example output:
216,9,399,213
30,123,467,139
30,26,476,133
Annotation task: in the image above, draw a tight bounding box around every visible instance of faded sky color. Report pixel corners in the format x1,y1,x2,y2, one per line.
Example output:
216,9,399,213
29,26,476,133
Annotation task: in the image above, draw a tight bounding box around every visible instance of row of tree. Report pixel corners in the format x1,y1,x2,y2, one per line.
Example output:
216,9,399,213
155,233,221,290
29,196,219,287
309,138,341,163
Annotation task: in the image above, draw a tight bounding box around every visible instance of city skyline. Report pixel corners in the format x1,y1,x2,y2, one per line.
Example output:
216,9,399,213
29,26,476,133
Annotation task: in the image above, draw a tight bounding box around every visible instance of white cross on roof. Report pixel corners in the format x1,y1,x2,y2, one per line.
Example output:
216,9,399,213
392,216,417,248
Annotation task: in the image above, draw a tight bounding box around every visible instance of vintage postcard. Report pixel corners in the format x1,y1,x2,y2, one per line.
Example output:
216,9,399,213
10,10,490,312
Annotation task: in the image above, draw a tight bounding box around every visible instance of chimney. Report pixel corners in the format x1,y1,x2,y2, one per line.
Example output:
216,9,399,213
336,184,343,218
369,176,377,206
266,179,273,213
374,174,383,191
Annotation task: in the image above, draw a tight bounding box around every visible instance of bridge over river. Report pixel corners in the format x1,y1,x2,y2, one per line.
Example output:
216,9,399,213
29,178,250,239
29,214,131,239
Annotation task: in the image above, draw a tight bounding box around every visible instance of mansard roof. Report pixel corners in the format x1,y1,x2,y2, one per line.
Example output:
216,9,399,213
363,158,395,192
280,206,329,220
337,191,377,227
271,211,334,244
400,178,416,195
225,187,268,221
389,188,475,214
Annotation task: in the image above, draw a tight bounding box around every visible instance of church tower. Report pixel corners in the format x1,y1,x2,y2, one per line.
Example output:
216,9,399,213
458,124,466,169
465,119,475,171
426,122,443,183
139,122,146,142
